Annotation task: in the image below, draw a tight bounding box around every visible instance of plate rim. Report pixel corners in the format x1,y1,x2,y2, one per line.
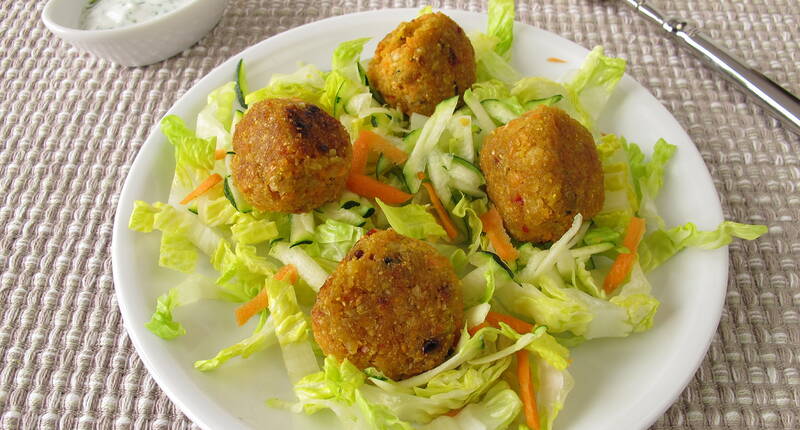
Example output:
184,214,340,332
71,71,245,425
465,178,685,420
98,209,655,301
111,7,728,430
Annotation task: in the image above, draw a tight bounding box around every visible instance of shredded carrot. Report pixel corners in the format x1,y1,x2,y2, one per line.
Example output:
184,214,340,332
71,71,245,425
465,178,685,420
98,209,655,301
468,322,491,336
417,172,458,241
346,174,412,204
444,408,462,417
274,264,299,284
479,207,519,262
234,265,297,326
547,57,567,63
517,350,541,430
214,148,227,160
603,217,646,294
350,133,371,176
360,130,408,164
180,173,223,205
485,311,535,334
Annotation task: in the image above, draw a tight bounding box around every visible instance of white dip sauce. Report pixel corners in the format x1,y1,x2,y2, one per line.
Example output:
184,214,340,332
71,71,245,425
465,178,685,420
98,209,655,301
80,0,193,30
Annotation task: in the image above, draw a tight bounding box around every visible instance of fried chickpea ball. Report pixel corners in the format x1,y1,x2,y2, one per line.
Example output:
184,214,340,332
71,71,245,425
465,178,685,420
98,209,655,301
479,105,604,243
311,230,464,380
230,98,352,213
367,12,476,116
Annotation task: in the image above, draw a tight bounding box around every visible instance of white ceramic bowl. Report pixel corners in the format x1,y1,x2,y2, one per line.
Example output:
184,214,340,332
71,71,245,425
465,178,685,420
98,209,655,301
41,0,229,67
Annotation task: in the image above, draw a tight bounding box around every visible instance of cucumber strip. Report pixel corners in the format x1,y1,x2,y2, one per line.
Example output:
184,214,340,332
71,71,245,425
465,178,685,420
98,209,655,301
446,155,486,197
448,115,474,163
341,200,360,210
427,151,454,210
403,128,422,154
269,242,329,291
403,96,458,193
235,59,249,109
223,176,253,213
375,153,392,178
481,99,518,125
523,94,563,111
357,61,368,86
409,112,429,130
318,204,366,227
290,213,315,246
463,89,495,133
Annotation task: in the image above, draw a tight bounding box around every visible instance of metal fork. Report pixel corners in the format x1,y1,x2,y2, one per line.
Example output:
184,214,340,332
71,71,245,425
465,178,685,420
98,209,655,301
620,0,800,136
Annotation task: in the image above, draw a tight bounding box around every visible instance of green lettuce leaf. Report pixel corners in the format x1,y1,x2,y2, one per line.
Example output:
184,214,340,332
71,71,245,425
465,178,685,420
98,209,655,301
161,115,215,189
534,358,574,430
145,274,221,339
194,313,277,371
639,221,768,272
195,81,236,150
315,218,366,261
267,276,320,383
486,0,515,58
376,199,447,239
419,381,522,430
245,64,327,106
129,200,160,232
469,32,521,84
564,46,626,130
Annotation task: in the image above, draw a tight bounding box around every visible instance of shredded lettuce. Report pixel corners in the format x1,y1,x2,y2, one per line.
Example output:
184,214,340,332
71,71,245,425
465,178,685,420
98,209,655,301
315,218,366,261
145,274,222,339
639,221,767,272
486,0,515,59
245,64,327,107
194,313,277,371
267,276,320,383
563,46,626,131
376,199,447,239
195,81,236,149
160,115,215,190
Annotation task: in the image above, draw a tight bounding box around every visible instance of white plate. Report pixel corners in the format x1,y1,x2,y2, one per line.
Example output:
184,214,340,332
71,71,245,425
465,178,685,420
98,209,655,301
112,8,727,430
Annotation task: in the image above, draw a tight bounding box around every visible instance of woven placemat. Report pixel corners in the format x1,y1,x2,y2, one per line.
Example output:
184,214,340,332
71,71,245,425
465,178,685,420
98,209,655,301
0,0,797,429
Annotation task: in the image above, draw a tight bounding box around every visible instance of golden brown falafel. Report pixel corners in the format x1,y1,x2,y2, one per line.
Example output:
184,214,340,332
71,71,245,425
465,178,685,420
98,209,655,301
479,105,604,243
367,12,476,116
311,230,464,380
231,98,352,213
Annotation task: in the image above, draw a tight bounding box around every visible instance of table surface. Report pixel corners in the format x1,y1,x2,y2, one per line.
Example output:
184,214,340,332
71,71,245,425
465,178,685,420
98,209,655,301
1,0,798,429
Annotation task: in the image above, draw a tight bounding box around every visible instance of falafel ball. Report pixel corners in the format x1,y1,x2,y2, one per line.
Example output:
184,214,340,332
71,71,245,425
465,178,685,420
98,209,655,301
479,105,604,243
311,230,464,380
231,98,352,213
367,12,476,116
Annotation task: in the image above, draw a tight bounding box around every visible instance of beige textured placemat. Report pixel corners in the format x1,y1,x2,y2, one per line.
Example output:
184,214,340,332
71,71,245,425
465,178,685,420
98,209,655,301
0,0,797,429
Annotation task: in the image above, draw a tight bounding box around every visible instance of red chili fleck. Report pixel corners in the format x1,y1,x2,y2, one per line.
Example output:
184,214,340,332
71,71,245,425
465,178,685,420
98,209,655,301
522,225,530,233
513,195,524,204
366,228,378,236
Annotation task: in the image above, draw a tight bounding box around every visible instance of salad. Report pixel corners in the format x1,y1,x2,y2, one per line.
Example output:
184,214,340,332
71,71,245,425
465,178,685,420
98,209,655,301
127,1,766,429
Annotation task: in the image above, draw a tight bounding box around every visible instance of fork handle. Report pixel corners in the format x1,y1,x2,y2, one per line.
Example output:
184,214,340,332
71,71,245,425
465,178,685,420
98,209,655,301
622,0,800,136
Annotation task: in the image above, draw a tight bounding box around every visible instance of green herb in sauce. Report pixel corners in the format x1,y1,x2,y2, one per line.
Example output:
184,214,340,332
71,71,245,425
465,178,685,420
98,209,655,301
80,0,192,31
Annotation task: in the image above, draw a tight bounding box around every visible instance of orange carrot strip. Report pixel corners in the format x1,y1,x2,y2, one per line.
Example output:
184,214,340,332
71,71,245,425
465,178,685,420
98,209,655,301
274,264,298,284
602,217,646,294
517,350,541,430
350,132,371,176
180,173,223,205
234,265,297,326
214,148,227,160
444,408,462,417
360,129,408,164
485,311,535,334
468,322,491,337
418,172,458,241
547,57,567,63
479,207,519,262
346,174,412,204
